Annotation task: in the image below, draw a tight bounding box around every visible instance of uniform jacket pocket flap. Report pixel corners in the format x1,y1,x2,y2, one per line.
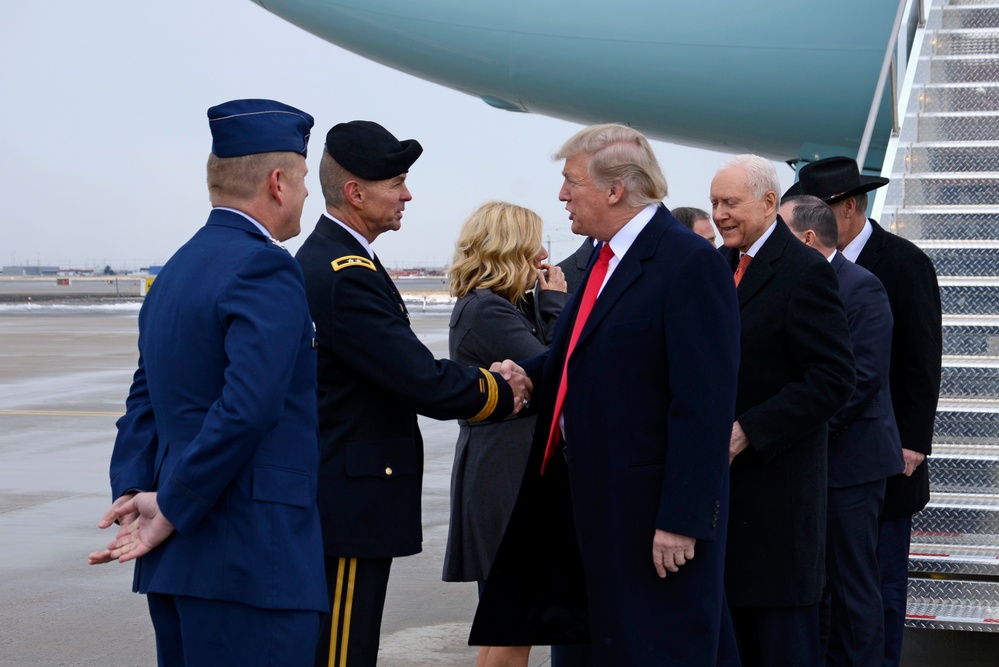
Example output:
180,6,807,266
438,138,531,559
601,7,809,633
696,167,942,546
345,438,418,479
252,466,311,508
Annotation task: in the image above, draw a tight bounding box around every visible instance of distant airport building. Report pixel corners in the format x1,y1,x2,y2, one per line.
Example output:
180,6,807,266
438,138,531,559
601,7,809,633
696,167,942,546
2,265,60,277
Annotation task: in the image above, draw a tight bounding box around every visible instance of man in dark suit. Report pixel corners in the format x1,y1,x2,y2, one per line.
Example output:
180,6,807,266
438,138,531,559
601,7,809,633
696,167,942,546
473,123,742,665
789,156,942,666
89,99,327,665
712,155,855,666
295,121,531,667
783,195,904,666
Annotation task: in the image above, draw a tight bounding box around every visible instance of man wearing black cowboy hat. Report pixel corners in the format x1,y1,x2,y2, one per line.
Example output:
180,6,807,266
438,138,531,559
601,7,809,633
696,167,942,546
787,156,942,667
296,120,532,667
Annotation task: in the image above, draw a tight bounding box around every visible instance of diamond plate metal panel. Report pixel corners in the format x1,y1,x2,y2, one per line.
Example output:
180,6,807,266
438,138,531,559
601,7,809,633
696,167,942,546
909,144,999,172
906,579,999,632
910,547,999,576
942,6,999,30
921,84,999,113
941,364,999,397
943,325,999,356
911,496,999,546
935,406,999,445
918,113,999,141
941,284,999,315
934,31,999,56
930,57,999,83
927,449,999,492
927,246,999,275
894,212,999,241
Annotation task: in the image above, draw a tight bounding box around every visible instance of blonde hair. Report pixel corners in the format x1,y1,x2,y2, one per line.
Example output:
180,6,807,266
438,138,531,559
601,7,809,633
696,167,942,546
554,123,668,207
449,201,544,303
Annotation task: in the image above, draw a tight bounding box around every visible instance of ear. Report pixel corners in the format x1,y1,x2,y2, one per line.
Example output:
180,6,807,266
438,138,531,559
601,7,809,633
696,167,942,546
762,190,778,217
803,229,817,247
344,180,364,209
606,179,625,206
266,168,285,204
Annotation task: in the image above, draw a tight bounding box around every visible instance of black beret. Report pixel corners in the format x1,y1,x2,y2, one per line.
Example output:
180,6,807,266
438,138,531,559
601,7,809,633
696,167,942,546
325,120,423,180
208,99,314,158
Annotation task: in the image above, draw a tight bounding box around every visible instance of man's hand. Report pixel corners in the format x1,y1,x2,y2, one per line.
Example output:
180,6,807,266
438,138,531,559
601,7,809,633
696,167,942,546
537,263,567,293
730,421,750,464
490,359,533,414
653,530,696,578
902,448,926,477
88,492,175,565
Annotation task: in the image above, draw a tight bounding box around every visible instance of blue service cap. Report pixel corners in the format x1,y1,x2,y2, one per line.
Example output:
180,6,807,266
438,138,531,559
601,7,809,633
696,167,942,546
207,99,314,158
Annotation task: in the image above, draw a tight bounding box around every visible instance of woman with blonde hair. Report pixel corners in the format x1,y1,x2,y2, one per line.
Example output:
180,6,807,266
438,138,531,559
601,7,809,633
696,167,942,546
444,201,568,667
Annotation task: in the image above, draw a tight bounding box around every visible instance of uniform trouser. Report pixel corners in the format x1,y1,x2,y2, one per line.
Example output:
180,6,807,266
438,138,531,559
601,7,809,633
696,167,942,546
147,593,320,667
821,478,887,667
315,557,392,667
877,515,912,667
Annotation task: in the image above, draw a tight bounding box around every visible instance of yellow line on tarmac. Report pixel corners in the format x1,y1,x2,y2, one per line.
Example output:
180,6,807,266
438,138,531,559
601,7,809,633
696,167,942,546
0,409,121,417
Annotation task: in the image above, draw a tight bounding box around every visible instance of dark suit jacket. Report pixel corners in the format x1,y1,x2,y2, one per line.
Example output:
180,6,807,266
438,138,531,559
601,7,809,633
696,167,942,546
722,218,856,607
827,251,904,487
556,237,597,294
295,216,513,559
855,220,942,518
110,209,327,612
473,208,742,665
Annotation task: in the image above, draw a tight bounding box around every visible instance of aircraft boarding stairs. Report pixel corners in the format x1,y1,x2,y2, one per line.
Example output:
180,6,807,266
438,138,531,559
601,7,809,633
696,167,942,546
878,0,999,632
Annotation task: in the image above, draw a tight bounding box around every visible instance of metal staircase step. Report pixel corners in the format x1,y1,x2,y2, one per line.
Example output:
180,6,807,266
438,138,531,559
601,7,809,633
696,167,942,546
927,443,999,493
909,544,999,576
921,82,999,112
925,245,999,276
943,5,999,30
908,142,999,172
893,209,999,241
935,29,999,55
918,112,999,141
941,320,999,357
930,55,999,83
905,579,999,631
912,492,999,547
941,359,999,398
903,172,999,206
939,278,999,314
935,398,999,446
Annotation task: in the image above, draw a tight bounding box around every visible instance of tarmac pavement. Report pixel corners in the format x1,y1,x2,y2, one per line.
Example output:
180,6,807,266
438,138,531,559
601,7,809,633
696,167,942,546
0,302,996,666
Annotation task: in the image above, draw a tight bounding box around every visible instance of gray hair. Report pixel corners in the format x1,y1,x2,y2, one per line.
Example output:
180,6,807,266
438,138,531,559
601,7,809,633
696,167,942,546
319,149,353,209
554,123,668,207
784,195,839,248
721,154,781,202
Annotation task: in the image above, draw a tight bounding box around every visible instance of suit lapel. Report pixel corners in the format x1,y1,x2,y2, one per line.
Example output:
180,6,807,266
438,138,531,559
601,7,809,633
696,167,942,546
734,219,794,309
573,211,666,350
855,219,886,271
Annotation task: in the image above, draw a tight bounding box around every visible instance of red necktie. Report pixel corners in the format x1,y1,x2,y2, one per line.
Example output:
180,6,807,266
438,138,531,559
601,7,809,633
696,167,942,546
542,243,615,474
734,254,752,286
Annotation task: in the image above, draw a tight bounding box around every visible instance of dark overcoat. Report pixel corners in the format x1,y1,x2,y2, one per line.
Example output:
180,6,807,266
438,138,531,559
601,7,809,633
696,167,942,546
721,218,856,608
473,207,742,666
855,220,941,519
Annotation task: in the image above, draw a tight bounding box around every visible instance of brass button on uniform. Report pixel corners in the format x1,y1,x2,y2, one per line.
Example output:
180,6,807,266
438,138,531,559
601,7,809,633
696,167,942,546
385,467,393,476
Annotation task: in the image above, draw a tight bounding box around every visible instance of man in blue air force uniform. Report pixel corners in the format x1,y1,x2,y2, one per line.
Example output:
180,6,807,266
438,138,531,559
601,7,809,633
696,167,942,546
296,121,531,667
89,99,327,666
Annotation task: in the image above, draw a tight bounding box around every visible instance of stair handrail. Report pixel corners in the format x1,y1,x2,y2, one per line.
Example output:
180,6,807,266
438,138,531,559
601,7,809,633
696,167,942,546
857,0,912,169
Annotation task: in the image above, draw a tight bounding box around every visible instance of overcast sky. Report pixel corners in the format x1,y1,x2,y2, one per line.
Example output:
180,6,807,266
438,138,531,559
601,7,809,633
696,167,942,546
2,0,795,271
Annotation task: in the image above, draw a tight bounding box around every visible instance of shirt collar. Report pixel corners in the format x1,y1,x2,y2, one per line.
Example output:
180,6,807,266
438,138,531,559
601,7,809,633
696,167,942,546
841,219,873,263
743,218,778,258
325,213,375,259
607,204,658,259
214,206,271,239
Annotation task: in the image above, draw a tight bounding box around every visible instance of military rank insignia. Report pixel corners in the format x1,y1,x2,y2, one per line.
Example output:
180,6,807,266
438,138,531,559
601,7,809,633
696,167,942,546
331,255,377,272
